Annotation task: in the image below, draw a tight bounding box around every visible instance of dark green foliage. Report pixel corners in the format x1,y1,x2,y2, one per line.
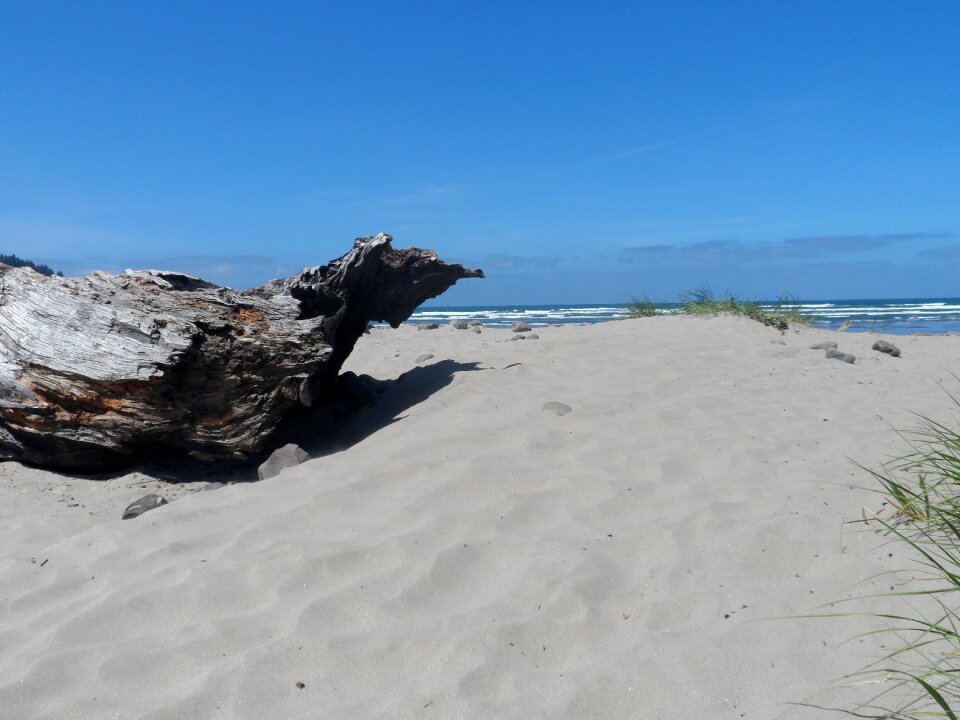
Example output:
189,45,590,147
0,253,62,277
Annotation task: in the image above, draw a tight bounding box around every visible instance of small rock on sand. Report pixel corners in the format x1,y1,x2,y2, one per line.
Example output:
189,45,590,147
471,326,481,334
526,333,540,340
512,321,532,333
809,341,838,350
418,323,439,331
122,493,169,520
415,353,434,363
468,320,483,327
825,348,856,364
542,402,573,416
258,443,310,481
872,340,901,357
449,319,468,329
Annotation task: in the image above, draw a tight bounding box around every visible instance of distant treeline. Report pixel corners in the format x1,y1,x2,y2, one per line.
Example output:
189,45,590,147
0,254,62,277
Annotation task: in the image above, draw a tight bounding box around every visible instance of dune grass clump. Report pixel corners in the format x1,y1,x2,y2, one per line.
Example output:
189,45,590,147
831,393,960,718
680,287,811,330
625,297,660,318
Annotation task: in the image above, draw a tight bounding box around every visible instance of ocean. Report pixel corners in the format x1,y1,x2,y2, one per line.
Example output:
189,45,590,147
411,299,960,335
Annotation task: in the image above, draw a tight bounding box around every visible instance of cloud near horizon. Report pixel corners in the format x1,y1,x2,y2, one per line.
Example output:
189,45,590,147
621,232,954,265
918,244,960,262
46,254,303,289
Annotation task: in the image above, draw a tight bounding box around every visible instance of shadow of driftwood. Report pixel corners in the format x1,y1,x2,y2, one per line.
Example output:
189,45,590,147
73,360,481,483
278,359,482,459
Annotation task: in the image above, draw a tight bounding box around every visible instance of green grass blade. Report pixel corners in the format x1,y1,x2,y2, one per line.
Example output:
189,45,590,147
909,674,957,719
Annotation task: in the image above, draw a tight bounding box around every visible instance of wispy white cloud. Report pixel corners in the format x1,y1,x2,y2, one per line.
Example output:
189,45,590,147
607,121,736,162
607,139,678,160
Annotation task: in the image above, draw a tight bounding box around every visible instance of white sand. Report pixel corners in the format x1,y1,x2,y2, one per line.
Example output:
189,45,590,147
1,316,956,719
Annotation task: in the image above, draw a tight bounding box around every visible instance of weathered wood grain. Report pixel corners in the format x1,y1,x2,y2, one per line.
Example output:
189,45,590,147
0,233,482,470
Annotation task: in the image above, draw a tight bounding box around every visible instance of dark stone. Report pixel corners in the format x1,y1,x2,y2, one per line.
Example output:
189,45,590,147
809,341,838,350
542,402,573,416
872,340,901,357
122,494,169,520
418,323,440,330
512,321,532,333
825,348,856,364
258,443,310,481
449,319,468,329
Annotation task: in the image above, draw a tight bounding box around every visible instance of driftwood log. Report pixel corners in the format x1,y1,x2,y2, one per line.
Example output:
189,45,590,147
0,233,482,471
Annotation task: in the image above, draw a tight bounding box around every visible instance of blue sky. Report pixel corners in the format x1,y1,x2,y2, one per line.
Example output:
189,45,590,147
1,2,958,304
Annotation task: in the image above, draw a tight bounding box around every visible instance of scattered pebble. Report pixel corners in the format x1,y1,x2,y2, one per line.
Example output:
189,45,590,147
122,494,169,520
542,402,573,416
872,340,901,357
258,443,310,481
449,319,468,329
825,348,856,364
512,321,532,333
417,323,439,331
809,341,838,350
415,353,434,363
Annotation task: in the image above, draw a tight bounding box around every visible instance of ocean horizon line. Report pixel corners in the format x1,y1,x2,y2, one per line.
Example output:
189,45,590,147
411,297,960,335
422,295,960,307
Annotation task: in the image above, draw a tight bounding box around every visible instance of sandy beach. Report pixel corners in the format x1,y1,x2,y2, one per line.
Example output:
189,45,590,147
1,315,956,719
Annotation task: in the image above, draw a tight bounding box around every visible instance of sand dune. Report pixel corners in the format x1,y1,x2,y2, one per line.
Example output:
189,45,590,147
1,316,955,719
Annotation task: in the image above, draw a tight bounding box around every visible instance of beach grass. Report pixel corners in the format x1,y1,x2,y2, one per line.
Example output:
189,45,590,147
830,392,960,718
625,297,660,318
679,287,811,329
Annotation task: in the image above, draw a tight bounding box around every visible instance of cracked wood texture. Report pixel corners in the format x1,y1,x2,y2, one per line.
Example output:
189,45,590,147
0,233,483,471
